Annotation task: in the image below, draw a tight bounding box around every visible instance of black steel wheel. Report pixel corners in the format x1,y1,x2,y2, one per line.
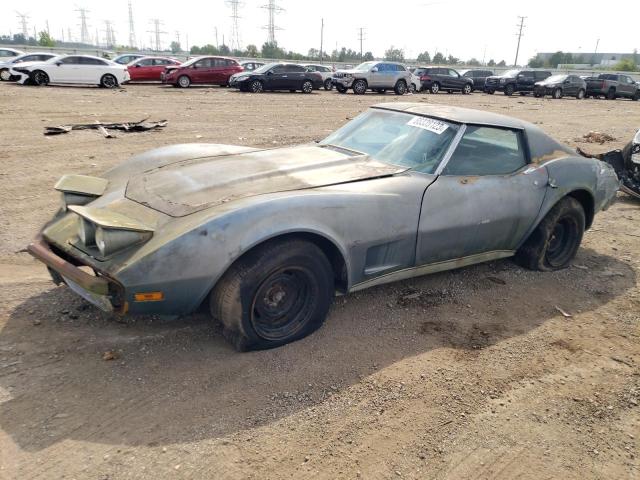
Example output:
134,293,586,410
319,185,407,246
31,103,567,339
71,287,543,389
606,88,616,100
336,84,347,93
31,70,49,86
515,197,585,271
504,83,515,96
211,239,334,351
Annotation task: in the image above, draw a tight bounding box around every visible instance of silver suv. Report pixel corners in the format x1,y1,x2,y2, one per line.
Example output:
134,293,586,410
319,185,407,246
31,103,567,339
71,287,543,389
332,61,411,95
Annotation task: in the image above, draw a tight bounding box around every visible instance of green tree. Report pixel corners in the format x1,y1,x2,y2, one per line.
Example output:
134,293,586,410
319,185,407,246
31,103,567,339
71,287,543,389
548,51,565,67
613,59,637,72
384,46,404,62
245,44,259,57
38,31,55,47
170,41,181,53
497,60,506,66
433,52,445,64
218,44,230,55
466,58,481,66
363,51,374,61
487,59,496,67
446,54,459,65
528,55,544,68
261,41,285,59
416,51,431,63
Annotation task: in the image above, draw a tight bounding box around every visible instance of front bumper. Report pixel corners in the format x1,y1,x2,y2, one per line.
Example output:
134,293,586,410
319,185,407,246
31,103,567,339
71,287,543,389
27,236,122,313
331,76,354,88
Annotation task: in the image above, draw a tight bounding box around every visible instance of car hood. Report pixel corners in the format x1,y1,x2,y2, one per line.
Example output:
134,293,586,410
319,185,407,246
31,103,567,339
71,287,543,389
126,144,407,216
335,69,361,75
9,61,47,71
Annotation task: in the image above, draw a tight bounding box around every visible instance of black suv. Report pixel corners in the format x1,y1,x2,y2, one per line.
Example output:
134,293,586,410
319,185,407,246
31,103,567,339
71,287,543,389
484,69,552,95
459,69,494,92
413,66,474,94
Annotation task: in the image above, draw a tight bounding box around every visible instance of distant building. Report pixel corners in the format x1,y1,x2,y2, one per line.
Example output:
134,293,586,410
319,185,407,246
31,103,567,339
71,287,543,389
537,52,637,66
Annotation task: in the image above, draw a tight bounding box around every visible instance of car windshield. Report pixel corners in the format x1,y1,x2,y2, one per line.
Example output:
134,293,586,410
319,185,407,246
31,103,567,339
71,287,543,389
545,74,567,83
354,61,376,71
251,63,278,73
320,110,459,173
501,69,520,77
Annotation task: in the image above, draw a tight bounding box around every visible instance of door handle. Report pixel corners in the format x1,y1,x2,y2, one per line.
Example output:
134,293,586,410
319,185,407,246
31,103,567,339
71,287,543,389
548,178,558,188
282,75,288,77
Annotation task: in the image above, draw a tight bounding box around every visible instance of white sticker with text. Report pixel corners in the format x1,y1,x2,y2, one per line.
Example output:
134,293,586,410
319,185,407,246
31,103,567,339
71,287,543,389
407,116,449,134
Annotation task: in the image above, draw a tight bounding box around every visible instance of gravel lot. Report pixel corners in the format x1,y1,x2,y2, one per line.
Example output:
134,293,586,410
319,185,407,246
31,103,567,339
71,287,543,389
0,83,638,480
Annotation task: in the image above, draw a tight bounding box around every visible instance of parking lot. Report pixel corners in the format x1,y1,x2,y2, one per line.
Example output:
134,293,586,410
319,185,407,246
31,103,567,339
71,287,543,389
0,83,639,479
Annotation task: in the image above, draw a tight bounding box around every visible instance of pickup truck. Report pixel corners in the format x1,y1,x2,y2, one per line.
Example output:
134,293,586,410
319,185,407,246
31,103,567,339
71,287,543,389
584,73,640,100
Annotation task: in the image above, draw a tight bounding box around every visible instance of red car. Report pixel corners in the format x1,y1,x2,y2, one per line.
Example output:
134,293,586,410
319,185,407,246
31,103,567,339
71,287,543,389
162,56,243,88
127,57,181,82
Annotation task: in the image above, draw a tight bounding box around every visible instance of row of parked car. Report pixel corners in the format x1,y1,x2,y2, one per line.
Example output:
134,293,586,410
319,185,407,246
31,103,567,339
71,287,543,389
1,47,639,100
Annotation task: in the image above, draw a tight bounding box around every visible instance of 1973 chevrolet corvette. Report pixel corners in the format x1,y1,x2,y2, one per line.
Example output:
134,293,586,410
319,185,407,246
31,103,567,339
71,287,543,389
28,104,619,350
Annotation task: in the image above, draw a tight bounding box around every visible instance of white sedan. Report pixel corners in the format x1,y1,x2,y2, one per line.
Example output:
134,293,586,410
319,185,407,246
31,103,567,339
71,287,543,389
0,52,58,81
10,54,130,88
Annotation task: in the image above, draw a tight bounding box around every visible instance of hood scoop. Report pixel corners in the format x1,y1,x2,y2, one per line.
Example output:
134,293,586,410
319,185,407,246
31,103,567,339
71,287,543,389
126,144,406,216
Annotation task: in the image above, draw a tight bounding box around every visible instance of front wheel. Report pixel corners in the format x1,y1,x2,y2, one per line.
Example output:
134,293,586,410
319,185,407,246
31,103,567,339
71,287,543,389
394,80,407,95
323,78,332,91
576,89,585,100
409,83,417,93
250,79,263,93
211,239,334,351
100,74,118,89
0,68,10,81
504,84,515,96
552,88,563,99
606,88,616,100
462,83,472,95
31,70,49,86
352,79,367,95
301,80,313,93
336,84,347,93
430,82,440,94
177,75,191,88
515,197,585,271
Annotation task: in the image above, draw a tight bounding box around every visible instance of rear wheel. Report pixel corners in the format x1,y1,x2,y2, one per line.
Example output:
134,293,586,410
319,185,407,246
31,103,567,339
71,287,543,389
632,91,639,101
211,239,334,351
302,80,313,93
606,88,616,100
100,74,118,88
323,78,332,91
515,197,585,271
430,82,440,94
177,75,191,88
250,79,263,93
31,70,49,86
504,84,515,96
409,83,417,93
353,79,367,94
394,80,407,95
576,88,585,99
552,88,563,99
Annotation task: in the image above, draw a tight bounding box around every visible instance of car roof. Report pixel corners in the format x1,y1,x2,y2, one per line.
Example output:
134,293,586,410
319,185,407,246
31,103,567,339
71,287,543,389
372,102,531,130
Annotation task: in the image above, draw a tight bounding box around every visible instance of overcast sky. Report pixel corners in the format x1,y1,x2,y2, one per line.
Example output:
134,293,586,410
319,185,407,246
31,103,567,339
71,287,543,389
1,0,637,62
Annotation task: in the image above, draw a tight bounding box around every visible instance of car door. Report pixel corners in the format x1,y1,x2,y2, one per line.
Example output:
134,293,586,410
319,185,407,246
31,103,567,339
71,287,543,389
191,58,210,83
517,71,535,91
51,56,83,83
81,57,107,84
417,125,548,265
446,69,464,89
619,75,634,97
286,64,307,89
265,64,287,90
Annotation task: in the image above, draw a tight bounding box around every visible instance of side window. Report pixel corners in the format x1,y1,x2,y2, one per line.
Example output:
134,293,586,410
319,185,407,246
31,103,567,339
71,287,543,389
395,64,406,71
60,56,81,64
138,59,154,66
448,69,458,77
195,59,211,68
443,126,527,176
271,65,285,74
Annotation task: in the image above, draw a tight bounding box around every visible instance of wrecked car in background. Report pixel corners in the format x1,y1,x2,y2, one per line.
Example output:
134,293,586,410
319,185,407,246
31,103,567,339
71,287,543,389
28,104,619,351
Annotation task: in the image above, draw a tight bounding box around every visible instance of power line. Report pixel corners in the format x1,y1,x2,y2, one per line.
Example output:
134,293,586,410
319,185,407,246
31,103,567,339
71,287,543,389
261,0,284,44
127,0,137,49
514,16,526,66
226,0,243,51
147,18,166,51
75,7,90,45
15,11,29,39
104,20,116,47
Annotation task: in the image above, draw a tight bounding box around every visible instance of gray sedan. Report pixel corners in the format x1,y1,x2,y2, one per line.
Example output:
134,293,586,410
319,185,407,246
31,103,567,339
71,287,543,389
29,104,619,350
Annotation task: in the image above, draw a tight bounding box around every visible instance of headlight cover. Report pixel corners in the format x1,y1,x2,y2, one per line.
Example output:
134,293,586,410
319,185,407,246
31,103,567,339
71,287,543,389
95,226,152,256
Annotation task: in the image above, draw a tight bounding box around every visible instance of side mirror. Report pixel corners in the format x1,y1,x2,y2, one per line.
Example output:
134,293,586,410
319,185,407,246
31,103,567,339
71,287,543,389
135,64,141,68
371,67,378,72
192,64,198,69
267,70,273,75
56,62,62,66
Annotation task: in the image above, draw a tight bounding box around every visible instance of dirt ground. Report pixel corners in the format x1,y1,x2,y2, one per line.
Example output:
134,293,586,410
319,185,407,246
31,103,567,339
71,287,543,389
0,83,638,480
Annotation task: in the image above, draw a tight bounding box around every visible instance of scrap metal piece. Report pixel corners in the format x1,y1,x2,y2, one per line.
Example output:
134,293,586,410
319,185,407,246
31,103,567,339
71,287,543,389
44,118,167,136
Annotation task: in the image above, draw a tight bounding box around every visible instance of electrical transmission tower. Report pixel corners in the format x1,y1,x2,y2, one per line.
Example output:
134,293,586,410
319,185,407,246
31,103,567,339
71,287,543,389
513,16,526,66
226,0,243,51
15,12,29,39
76,7,90,44
261,0,283,44
148,19,166,51
357,27,366,59
104,20,116,47
128,0,137,48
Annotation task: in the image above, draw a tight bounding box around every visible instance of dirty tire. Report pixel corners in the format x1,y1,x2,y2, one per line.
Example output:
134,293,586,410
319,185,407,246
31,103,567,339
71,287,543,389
31,70,49,86
606,88,616,100
250,79,263,93
177,75,191,88
485,89,495,95
394,80,407,95
515,197,585,271
323,78,332,90
0,68,10,81
430,82,440,94
462,83,472,95
552,88,563,99
632,91,639,101
576,88,585,99
336,84,347,93
211,239,334,351
353,79,367,95
100,74,118,88
504,84,515,96
409,83,417,93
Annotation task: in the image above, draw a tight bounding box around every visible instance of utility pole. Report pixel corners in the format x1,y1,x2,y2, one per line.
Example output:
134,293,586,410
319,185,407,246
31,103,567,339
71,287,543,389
147,19,166,52
128,0,137,49
358,27,365,59
513,16,526,67
15,12,29,39
593,38,600,65
215,27,219,48
46,20,50,35
67,27,72,43
76,7,90,45
319,18,324,63
261,0,284,44
226,0,243,51
104,20,116,47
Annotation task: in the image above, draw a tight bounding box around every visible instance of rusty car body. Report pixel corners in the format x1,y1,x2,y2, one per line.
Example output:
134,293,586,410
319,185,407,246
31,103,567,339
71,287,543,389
28,104,620,350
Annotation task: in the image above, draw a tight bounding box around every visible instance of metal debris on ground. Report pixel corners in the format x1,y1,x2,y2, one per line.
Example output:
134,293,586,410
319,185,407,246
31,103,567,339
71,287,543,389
579,131,617,144
554,305,573,318
44,118,167,137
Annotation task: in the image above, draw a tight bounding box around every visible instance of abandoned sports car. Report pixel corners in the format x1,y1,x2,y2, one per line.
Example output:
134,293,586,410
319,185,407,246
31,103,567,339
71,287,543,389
28,103,620,350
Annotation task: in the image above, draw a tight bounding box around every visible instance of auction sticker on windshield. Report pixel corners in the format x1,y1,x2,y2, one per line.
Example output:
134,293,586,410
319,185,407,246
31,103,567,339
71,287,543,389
407,116,449,134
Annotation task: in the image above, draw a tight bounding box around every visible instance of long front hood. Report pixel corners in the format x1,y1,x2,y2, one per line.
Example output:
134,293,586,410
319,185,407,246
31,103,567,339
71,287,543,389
126,144,406,216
